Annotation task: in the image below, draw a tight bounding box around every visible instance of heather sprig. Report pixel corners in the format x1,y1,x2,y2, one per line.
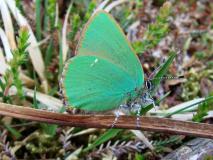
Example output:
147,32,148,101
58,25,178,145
1,27,29,101
133,2,172,54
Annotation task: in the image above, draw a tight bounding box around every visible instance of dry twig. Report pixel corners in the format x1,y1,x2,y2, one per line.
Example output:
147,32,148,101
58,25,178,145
0,102,213,139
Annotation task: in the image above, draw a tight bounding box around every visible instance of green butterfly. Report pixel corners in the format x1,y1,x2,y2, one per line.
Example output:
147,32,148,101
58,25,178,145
61,11,145,112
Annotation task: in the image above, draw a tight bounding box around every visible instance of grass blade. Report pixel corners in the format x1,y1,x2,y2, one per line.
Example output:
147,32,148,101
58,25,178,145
150,52,176,95
165,96,213,118
0,48,8,74
0,28,13,61
44,39,54,65
62,2,72,62
141,92,171,115
93,0,110,14
35,0,42,41
24,88,62,112
104,0,129,12
0,0,16,50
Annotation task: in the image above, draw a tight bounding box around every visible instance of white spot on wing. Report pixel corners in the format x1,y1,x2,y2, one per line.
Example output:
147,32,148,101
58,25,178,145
90,58,98,67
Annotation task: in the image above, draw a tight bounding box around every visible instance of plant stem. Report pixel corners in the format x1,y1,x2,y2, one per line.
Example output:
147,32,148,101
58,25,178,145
0,102,213,139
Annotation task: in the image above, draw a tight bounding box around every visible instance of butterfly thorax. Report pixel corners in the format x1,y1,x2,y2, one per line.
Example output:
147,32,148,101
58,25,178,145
120,84,155,114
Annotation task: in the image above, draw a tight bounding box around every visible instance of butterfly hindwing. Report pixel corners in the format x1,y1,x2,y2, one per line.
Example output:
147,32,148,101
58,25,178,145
62,56,137,111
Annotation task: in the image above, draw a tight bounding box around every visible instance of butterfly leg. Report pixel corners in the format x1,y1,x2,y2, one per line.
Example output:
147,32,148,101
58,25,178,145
136,106,142,128
133,103,142,128
111,104,130,128
130,102,142,128
111,110,120,128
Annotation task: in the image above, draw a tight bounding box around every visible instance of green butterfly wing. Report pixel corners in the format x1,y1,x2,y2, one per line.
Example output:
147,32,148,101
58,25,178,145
62,11,144,111
63,56,138,111
77,11,143,86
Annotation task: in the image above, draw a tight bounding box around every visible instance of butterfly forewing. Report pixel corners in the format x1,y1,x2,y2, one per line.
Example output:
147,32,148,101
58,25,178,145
77,11,144,86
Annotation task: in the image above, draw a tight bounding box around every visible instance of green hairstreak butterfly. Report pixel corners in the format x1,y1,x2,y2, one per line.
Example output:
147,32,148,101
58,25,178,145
61,11,145,112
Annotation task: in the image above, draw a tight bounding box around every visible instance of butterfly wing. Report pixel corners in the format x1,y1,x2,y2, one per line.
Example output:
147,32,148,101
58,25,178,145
76,11,144,87
62,11,144,111
62,56,137,111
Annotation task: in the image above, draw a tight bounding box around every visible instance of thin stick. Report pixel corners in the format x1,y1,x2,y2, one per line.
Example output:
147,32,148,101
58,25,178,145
0,102,213,139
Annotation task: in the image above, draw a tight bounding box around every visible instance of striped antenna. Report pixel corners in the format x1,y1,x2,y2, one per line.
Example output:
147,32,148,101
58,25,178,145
145,76,184,91
149,75,184,81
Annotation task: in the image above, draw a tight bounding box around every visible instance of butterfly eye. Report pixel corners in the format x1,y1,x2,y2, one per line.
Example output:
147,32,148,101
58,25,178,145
145,80,153,91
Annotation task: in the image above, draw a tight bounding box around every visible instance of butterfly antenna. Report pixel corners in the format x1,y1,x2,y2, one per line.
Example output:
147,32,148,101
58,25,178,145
148,49,181,80
149,75,184,81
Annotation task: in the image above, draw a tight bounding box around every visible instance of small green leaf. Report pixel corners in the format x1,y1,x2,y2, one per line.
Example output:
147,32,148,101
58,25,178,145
40,123,58,136
4,123,22,139
46,0,57,29
192,96,213,122
84,1,96,22
135,153,145,160
83,129,122,152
